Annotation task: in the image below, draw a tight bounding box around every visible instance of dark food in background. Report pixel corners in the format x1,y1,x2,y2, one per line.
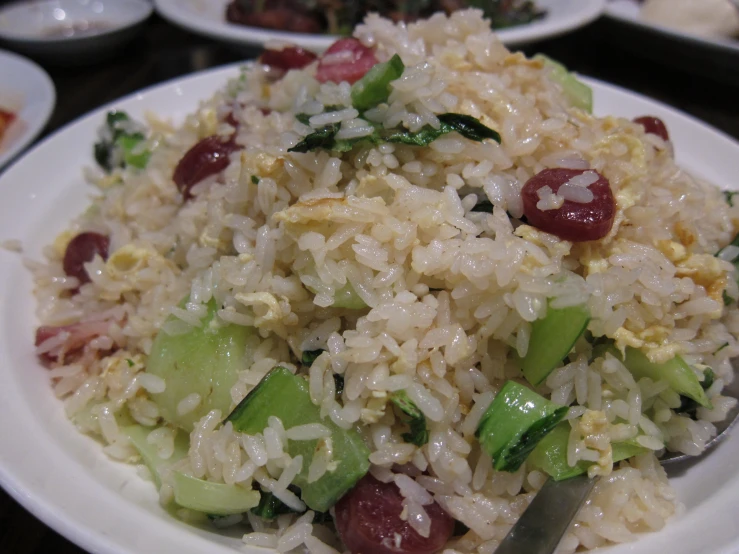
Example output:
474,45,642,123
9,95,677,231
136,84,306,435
225,0,546,35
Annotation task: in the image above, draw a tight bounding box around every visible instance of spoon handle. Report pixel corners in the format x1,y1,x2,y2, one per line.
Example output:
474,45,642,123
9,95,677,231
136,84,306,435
496,475,597,554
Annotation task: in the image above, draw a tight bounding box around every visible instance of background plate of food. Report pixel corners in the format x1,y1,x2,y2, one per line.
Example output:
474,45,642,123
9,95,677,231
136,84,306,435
154,0,607,51
1,11,739,554
0,49,55,171
603,0,739,85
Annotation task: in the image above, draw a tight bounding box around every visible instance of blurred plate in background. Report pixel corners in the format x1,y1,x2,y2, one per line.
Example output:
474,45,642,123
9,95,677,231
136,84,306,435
0,49,55,171
0,0,153,65
154,0,606,51
603,0,739,86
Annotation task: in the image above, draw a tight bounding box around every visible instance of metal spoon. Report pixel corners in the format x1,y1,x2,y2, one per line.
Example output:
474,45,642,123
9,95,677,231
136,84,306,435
495,370,739,554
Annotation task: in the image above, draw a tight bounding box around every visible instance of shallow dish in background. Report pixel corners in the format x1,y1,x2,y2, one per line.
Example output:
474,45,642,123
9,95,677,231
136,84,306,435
0,0,153,65
603,0,739,86
154,0,606,51
0,62,738,554
0,49,55,171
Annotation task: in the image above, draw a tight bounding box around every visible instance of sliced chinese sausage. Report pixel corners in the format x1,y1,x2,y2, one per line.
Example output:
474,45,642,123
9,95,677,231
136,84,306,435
62,232,110,284
35,320,113,364
173,135,240,200
316,38,378,84
259,46,318,72
335,475,455,554
633,116,669,141
521,168,616,242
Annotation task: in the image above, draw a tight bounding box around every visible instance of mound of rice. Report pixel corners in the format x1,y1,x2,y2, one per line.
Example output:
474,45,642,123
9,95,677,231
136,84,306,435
28,9,739,554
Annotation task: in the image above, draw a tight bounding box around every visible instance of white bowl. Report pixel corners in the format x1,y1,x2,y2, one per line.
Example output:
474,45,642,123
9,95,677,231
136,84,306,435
0,0,153,65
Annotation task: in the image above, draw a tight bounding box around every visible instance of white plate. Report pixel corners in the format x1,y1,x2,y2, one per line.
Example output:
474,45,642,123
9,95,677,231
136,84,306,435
154,0,606,51
1,64,739,554
604,0,739,55
0,49,55,171
0,0,153,65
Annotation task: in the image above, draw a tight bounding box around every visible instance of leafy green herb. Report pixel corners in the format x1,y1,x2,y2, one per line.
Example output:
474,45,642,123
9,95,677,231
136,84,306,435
471,200,494,213
288,113,500,154
333,373,345,396
390,390,429,446
250,491,298,520
725,191,738,207
301,349,325,367
295,113,312,126
251,175,260,185
126,358,135,367
351,54,405,111
94,111,151,172
715,342,730,354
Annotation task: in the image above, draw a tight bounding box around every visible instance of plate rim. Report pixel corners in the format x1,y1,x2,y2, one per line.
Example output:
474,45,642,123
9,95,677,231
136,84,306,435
1,61,739,554
603,0,739,55
0,48,55,171
153,0,607,50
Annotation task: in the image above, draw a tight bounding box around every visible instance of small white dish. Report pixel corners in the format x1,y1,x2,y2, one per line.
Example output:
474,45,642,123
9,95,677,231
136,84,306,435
154,0,606,51
0,63,738,554
0,0,153,65
0,48,55,171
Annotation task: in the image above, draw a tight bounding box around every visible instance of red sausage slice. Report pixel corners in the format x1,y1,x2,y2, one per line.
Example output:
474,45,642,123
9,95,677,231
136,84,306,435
521,168,616,242
335,475,455,554
316,38,378,84
35,320,113,364
173,135,240,200
259,46,318,72
63,232,110,284
633,116,669,142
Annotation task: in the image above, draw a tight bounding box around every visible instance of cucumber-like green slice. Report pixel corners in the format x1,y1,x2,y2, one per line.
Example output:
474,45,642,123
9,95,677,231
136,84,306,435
172,472,260,515
534,54,593,113
476,380,567,472
528,422,648,481
351,54,405,111
522,303,590,386
226,367,370,512
145,297,255,432
123,424,189,488
624,347,712,409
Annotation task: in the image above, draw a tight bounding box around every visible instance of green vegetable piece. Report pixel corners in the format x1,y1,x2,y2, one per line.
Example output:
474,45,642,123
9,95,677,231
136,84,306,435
528,422,648,481
534,54,593,113
172,472,260,515
351,54,405,111
146,297,255,432
385,113,501,146
251,175,260,184
288,112,499,154
288,123,342,153
390,390,429,446
476,380,567,472
302,349,325,367
251,491,298,520
623,347,712,409
226,367,370,512
725,191,738,207
116,133,150,169
333,282,367,309
123,424,189,488
94,110,151,171
522,302,591,386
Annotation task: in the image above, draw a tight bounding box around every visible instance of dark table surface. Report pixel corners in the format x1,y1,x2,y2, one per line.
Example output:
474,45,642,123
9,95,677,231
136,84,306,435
1,10,739,554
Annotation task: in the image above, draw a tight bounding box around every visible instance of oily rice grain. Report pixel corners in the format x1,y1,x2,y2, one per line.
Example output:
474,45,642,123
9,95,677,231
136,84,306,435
25,8,739,554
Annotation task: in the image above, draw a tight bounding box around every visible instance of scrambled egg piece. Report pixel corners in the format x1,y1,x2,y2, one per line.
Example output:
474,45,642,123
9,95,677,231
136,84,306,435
100,244,178,301
361,393,389,424
235,292,285,326
577,410,613,478
273,196,386,226
514,225,573,268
